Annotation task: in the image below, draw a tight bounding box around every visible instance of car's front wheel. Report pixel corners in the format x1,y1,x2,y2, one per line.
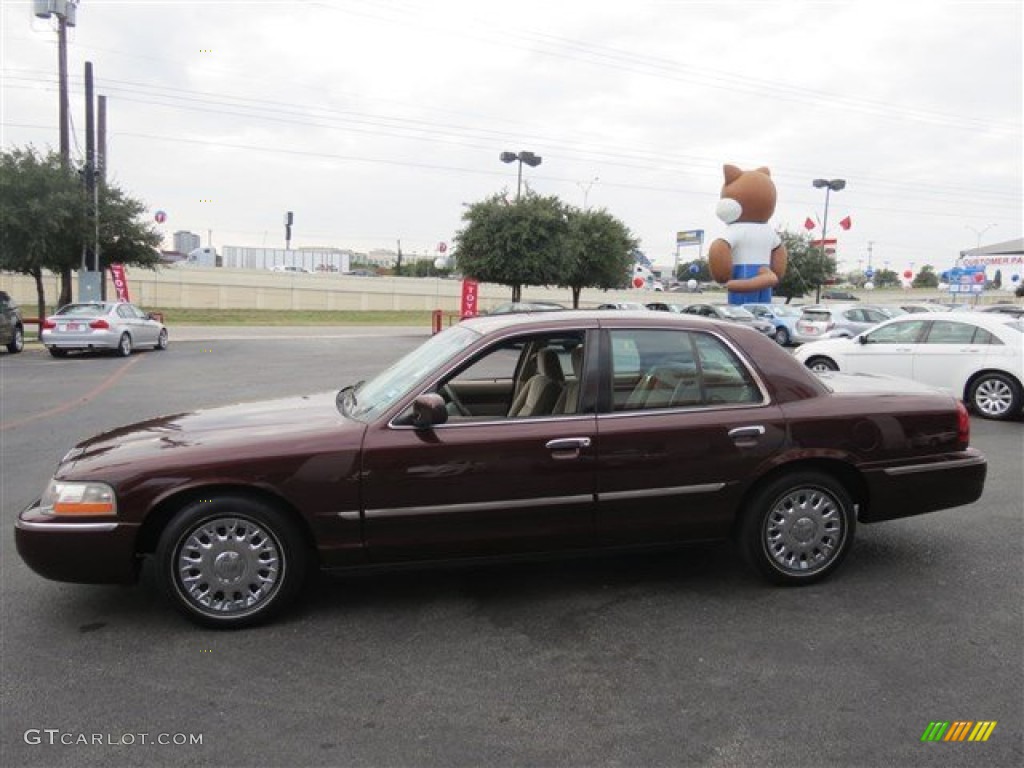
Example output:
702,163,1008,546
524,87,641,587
117,333,132,357
155,328,169,350
968,372,1022,421
774,327,790,346
7,325,24,353
805,356,838,372
738,471,856,585
156,496,309,628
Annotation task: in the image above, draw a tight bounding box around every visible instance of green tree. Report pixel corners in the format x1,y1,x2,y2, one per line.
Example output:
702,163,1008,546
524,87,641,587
912,264,940,288
676,259,711,282
774,230,834,303
559,207,636,308
873,268,900,288
0,146,161,325
455,191,570,302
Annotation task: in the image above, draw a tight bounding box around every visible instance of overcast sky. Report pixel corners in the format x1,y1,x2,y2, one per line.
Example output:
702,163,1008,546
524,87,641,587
2,0,1021,276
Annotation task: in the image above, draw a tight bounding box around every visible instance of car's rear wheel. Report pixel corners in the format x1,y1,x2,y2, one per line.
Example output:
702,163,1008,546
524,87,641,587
738,471,856,585
805,356,838,372
774,327,790,346
968,373,1022,421
156,496,308,628
155,328,169,350
48,347,68,358
117,333,132,357
7,325,24,353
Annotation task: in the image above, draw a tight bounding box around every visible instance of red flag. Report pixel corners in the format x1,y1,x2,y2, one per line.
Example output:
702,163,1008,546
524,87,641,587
804,217,815,231
109,263,131,302
460,279,479,318
839,216,852,230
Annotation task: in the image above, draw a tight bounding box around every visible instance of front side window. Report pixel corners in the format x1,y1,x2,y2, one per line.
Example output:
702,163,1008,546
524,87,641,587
610,329,762,411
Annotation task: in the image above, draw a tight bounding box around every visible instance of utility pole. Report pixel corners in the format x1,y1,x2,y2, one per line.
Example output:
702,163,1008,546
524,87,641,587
98,94,108,298
395,239,403,276
79,60,102,302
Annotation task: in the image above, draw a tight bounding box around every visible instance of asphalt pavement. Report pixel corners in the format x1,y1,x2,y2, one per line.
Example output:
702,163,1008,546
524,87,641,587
1,334,1021,768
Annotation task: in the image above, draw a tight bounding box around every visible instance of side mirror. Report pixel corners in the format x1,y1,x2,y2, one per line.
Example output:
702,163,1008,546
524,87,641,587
858,335,869,345
411,393,448,428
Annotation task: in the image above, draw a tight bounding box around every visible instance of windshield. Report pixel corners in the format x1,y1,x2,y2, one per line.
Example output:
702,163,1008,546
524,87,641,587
342,324,480,422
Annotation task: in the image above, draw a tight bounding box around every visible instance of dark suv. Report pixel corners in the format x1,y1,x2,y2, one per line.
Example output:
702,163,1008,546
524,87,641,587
0,291,25,354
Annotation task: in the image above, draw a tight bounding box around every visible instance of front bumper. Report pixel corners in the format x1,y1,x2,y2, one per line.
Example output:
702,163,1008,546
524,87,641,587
15,500,141,584
859,449,987,523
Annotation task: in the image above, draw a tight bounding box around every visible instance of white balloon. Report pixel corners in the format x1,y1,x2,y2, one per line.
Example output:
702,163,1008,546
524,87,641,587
864,282,875,290
433,258,447,270
686,279,698,291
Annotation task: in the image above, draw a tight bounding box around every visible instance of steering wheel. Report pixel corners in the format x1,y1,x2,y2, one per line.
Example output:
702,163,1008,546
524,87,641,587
441,384,470,416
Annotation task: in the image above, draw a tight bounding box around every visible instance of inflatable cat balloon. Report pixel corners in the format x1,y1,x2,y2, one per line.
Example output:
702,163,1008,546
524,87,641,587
708,165,788,305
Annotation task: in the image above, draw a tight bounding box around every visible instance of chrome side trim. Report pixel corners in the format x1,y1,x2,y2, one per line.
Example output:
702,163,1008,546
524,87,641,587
882,456,987,476
599,483,725,502
367,494,594,519
335,510,361,521
15,520,119,532
390,413,596,430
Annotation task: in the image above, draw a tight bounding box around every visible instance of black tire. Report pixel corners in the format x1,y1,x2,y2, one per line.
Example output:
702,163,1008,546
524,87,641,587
117,332,132,357
737,471,856,585
48,347,68,358
155,328,169,350
155,495,309,628
967,372,1022,421
774,327,790,346
806,356,838,372
7,325,24,353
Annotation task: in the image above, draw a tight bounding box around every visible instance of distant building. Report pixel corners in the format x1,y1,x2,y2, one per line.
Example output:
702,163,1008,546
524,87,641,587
173,230,201,254
221,245,351,273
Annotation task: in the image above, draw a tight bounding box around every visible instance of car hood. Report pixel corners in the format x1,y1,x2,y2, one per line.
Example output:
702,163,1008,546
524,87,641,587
60,391,364,477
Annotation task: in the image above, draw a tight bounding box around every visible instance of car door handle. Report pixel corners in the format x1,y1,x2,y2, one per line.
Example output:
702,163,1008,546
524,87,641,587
545,437,592,459
728,426,765,439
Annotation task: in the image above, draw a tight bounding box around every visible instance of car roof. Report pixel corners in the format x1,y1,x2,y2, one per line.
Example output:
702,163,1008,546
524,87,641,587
460,308,738,336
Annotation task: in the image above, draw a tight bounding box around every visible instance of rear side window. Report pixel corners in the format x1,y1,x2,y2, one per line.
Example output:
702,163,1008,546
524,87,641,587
609,329,762,411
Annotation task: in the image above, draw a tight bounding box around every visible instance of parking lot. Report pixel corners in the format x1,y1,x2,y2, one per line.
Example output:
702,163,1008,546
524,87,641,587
1,332,1021,767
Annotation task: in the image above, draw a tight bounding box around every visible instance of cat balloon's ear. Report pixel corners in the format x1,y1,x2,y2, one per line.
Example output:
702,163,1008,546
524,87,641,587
756,166,772,177
723,164,743,184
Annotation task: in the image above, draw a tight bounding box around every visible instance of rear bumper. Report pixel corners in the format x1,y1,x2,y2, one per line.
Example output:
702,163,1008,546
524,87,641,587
859,449,987,523
15,501,141,584
40,328,119,350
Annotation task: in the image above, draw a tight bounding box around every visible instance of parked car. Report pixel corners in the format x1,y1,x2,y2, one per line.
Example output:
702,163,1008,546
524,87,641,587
16,311,987,627
793,312,1023,420
679,303,776,337
597,302,648,310
0,290,25,354
269,264,312,273
488,301,565,315
978,303,1024,318
645,302,683,313
821,290,859,301
40,301,169,357
791,304,890,344
743,302,803,345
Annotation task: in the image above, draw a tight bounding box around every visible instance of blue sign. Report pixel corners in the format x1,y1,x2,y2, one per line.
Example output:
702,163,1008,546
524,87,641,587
864,268,875,278
948,266,986,294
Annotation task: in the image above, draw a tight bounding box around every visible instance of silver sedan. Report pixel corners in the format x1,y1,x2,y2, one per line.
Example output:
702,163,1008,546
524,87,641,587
41,302,168,357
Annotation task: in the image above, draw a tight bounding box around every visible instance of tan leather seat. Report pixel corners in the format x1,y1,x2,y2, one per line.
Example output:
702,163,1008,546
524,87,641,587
554,346,584,414
508,349,565,417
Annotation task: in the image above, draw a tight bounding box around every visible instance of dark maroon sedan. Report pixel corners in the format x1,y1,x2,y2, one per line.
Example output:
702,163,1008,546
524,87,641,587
16,311,987,627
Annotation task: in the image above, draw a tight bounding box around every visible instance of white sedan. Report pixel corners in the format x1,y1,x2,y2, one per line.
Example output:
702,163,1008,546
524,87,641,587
793,312,1023,420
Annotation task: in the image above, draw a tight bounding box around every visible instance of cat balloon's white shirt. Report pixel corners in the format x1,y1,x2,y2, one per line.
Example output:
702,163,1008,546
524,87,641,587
718,221,781,268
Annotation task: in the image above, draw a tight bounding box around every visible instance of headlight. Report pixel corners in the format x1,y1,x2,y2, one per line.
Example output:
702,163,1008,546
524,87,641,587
40,480,117,516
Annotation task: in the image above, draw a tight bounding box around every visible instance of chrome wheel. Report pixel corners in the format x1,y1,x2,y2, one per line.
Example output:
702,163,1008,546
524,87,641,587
807,357,838,373
157,496,308,627
156,328,169,350
173,517,283,617
7,326,24,353
763,486,845,576
969,374,1021,420
117,333,132,357
738,471,855,585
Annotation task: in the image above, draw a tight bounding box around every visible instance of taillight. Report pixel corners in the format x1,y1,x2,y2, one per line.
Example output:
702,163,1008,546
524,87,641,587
89,319,110,329
956,400,970,450
41,319,56,329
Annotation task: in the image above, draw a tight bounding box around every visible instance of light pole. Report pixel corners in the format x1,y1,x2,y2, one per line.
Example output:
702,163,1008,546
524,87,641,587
812,178,846,302
500,151,542,200
576,176,599,209
33,1,78,167
965,223,996,250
